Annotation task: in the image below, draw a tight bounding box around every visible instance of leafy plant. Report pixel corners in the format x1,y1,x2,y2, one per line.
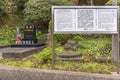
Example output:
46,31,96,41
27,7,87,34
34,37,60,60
77,38,111,57
55,34,70,45
0,25,17,45
24,0,73,27
36,30,47,39
106,0,120,5
33,46,64,64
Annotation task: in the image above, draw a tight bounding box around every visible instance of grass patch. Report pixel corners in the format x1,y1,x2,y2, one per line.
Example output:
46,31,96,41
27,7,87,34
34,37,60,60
0,59,116,74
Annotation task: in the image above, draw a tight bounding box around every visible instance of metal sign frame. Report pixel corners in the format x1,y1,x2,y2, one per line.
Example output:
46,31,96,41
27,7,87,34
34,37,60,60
52,6,119,73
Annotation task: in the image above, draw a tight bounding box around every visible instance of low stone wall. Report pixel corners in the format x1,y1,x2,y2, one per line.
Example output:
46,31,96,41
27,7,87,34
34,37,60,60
2,46,45,59
0,66,120,80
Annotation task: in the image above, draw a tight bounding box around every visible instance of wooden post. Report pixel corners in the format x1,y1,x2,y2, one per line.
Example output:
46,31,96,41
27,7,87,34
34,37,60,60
91,0,93,6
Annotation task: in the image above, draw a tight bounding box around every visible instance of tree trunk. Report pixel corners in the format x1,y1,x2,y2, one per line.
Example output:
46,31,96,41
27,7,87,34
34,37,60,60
71,0,79,5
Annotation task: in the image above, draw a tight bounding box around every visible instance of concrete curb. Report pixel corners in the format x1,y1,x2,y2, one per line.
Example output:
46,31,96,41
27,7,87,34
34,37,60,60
0,66,120,80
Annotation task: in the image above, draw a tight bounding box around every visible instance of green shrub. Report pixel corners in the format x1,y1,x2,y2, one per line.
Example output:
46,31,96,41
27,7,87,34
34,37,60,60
0,25,16,45
77,38,111,57
36,30,47,39
33,46,64,64
106,0,120,5
35,47,52,63
73,35,83,41
24,0,73,26
55,34,70,45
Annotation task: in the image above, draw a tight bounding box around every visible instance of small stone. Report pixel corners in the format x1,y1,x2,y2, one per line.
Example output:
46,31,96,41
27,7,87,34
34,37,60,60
67,40,77,44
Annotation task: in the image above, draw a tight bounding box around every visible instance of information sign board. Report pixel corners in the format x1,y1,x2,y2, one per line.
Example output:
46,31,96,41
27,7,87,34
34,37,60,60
52,6,119,34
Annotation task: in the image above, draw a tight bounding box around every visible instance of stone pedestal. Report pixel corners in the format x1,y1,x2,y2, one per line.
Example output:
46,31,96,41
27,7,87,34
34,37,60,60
63,40,80,50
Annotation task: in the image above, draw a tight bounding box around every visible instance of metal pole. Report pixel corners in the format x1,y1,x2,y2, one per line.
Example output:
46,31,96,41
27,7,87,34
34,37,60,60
52,31,54,69
52,7,54,69
112,0,119,74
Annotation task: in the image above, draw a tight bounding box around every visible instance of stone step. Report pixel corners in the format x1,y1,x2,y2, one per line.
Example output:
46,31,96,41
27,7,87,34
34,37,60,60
56,57,83,61
58,52,82,58
92,56,110,62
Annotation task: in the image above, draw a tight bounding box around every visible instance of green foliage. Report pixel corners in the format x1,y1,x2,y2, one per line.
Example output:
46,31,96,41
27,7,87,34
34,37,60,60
0,58,116,74
36,30,47,39
55,34,70,45
0,59,33,68
0,25,17,45
0,0,19,14
0,0,28,14
55,61,116,74
33,46,64,64
106,0,120,5
33,47,52,63
98,43,112,56
73,35,83,41
77,38,111,57
0,0,28,27
0,0,6,17
24,0,73,26
78,63,116,74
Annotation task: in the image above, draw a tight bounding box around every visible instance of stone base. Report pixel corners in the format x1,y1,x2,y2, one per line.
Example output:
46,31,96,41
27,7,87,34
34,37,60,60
58,53,82,58
10,43,45,47
1,46,45,59
92,56,110,62
56,57,83,61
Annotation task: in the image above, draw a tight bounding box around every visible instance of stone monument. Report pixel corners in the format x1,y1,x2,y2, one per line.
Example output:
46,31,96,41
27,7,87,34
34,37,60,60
22,24,37,44
11,24,46,47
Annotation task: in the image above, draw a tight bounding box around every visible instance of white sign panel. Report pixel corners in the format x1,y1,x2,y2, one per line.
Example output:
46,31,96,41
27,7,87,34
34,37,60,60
53,6,118,34
97,9,117,31
54,9,75,31
76,9,96,31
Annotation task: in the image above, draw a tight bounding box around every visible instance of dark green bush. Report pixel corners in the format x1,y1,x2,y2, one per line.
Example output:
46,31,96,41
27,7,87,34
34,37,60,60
36,30,47,39
24,0,73,27
33,46,64,64
0,25,16,45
